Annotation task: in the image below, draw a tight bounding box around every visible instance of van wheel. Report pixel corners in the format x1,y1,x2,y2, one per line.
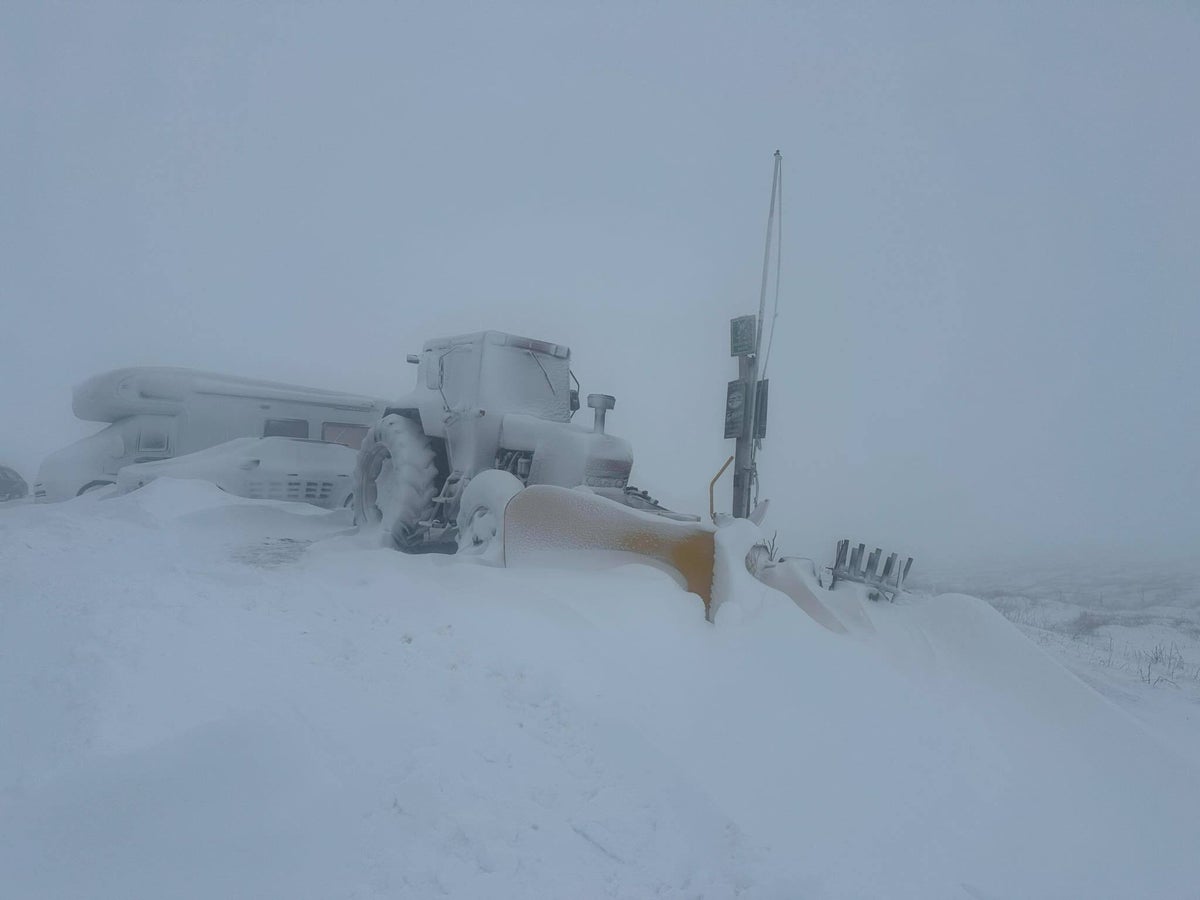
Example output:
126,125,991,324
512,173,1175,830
77,480,115,496
354,414,437,549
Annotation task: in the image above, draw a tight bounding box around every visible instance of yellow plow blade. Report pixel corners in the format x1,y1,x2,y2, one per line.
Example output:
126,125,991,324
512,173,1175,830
503,485,717,617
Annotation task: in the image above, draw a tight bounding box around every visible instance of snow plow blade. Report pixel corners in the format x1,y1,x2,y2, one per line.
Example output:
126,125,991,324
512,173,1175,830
503,485,717,616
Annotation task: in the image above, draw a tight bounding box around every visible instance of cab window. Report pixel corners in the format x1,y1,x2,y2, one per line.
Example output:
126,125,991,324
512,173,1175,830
138,424,170,453
322,422,368,449
264,418,309,439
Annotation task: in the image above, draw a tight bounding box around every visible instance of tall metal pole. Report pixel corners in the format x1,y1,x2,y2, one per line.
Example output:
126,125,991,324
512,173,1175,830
731,351,756,519
732,151,782,519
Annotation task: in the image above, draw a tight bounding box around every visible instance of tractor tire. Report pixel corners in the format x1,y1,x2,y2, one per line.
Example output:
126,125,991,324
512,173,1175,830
354,414,438,550
456,469,524,557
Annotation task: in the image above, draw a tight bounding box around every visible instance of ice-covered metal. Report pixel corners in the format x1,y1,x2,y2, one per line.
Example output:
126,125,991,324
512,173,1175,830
829,538,913,601
587,393,615,434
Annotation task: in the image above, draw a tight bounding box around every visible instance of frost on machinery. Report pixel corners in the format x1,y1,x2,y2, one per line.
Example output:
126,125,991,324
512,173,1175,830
355,155,912,621
352,330,704,555
354,327,911,622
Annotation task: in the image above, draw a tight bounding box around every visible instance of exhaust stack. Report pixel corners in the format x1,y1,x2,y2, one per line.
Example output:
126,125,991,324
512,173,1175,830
588,394,615,434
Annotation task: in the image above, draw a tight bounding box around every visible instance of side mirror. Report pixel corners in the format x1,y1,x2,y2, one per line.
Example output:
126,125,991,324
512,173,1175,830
569,388,580,412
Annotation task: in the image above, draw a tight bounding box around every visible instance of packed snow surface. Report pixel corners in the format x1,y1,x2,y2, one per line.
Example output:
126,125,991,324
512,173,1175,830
3,480,1200,898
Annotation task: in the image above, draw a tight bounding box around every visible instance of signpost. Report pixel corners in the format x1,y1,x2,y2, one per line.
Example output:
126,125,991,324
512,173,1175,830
729,316,760,519
727,150,782,519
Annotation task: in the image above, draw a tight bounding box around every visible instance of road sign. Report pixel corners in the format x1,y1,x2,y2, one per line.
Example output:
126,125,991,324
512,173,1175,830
753,378,768,438
730,315,757,357
724,380,747,438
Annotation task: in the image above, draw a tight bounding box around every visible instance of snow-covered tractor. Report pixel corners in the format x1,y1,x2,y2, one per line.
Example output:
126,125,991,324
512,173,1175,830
355,331,692,557
354,328,905,623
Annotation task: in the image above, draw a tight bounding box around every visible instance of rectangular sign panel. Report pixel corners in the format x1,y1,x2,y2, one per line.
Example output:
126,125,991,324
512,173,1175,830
754,378,768,439
724,380,747,439
730,315,757,357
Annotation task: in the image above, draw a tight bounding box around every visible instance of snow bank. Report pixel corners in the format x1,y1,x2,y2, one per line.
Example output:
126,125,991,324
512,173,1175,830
3,487,1199,898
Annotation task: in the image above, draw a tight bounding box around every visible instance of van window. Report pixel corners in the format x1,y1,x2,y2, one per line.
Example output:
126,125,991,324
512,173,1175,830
138,424,170,452
264,418,309,439
322,422,369,449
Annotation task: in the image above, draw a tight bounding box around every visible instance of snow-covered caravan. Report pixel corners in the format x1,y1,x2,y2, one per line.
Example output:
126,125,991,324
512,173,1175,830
34,368,386,501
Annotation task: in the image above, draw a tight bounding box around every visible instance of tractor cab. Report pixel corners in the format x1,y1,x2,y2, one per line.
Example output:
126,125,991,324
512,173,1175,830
402,332,575,438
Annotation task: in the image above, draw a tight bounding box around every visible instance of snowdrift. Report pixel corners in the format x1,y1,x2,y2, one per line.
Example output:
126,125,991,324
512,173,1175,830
2,479,1199,898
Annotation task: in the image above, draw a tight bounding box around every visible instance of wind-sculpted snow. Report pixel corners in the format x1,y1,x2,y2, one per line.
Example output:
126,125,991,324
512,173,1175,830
2,479,1199,898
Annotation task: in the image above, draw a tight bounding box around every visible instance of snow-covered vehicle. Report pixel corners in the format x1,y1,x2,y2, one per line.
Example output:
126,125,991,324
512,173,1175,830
356,331,696,557
35,368,386,502
0,465,28,502
115,437,358,509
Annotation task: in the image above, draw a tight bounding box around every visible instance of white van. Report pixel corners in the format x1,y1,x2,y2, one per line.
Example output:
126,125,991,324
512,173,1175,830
34,368,386,502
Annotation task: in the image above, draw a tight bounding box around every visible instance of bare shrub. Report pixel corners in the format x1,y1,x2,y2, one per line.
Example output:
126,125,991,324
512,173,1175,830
1134,642,1188,687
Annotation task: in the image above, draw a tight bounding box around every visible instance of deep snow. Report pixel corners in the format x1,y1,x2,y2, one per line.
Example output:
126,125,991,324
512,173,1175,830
3,481,1200,898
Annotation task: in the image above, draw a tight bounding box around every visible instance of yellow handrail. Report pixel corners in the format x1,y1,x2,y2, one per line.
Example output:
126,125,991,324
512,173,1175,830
708,455,735,524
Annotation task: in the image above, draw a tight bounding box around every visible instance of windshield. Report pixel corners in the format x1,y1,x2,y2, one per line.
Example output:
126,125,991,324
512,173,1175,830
480,347,571,419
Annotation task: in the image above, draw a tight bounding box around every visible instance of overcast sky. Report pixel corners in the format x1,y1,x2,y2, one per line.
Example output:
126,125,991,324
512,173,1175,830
3,1,1197,566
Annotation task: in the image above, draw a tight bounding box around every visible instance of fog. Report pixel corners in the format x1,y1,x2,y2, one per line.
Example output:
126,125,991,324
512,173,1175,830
4,2,1197,568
